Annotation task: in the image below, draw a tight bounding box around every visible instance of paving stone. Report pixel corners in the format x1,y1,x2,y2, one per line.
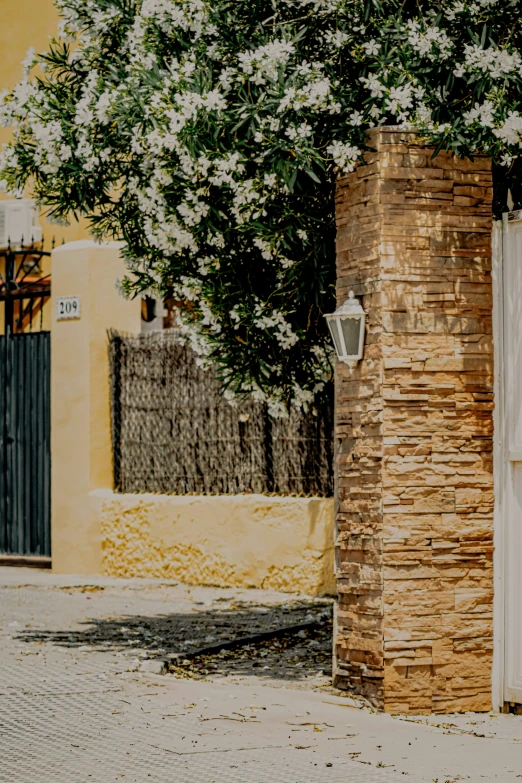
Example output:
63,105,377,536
0,572,404,783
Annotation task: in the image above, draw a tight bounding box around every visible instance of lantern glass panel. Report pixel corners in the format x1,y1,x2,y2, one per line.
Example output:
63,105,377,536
327,319,344,359
340,316,361,357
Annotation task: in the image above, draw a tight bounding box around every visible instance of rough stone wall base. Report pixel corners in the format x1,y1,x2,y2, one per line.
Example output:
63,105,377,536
92,490,336,597
334,128,494,714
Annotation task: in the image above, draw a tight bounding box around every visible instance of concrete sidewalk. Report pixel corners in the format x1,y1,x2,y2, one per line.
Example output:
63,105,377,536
1,568,521,782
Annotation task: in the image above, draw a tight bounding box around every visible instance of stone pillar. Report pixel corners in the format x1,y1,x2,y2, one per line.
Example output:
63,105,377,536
51,241,141,573
334,128,494,714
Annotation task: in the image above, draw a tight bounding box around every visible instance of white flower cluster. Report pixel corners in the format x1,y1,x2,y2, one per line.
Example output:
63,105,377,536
494,112,522,147
407,21,453,61
463,100,496,128
326,141,359,172
445,0,500,22
278,70,341,115
238,40,295,84
454,44,522,80
253,304,298,350
141,0,209,36
360,74,425,124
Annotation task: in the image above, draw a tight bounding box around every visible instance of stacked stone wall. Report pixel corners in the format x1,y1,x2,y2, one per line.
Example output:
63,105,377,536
334,128,494,714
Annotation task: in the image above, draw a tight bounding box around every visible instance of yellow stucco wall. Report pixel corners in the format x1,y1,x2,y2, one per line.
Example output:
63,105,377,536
93,490,336,596
50,241,335,595
0,0,88,242
51,241,141,573
0,0,59,112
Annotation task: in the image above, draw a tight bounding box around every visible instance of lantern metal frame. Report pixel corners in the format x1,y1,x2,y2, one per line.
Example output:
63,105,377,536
324,290,366,365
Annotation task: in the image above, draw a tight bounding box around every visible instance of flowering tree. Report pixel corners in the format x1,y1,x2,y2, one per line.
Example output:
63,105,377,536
0,0,520,412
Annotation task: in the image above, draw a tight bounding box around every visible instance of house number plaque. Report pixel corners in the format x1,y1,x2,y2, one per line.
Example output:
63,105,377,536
56,296,81,321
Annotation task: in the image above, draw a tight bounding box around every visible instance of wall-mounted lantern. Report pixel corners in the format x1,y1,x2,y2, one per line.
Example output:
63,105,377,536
324,291,366,365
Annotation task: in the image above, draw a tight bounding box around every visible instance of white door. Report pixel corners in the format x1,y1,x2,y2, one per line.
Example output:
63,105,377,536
503,213,522,705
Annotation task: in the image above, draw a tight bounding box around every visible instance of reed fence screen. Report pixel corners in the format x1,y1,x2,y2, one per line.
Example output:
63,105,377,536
109,330,334,497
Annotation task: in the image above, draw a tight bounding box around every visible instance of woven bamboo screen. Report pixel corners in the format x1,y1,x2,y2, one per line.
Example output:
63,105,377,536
109,330,333,496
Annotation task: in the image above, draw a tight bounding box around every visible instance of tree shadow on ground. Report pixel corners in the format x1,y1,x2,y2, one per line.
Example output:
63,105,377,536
17,599,333,682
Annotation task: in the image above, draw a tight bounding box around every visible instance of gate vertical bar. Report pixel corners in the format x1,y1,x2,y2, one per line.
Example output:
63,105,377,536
43,332,51,556
5,334,14,552
27,334,35,554
31,334,38,554
3,248,14,553
0,335,5,553
28,334,35,554
4,248,14,336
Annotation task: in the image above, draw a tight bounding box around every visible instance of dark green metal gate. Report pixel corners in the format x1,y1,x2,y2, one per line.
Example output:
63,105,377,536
0,244,51,559
0,332,51,556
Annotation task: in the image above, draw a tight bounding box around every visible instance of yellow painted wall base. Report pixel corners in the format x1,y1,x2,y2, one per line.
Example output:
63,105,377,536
92,490,336,596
